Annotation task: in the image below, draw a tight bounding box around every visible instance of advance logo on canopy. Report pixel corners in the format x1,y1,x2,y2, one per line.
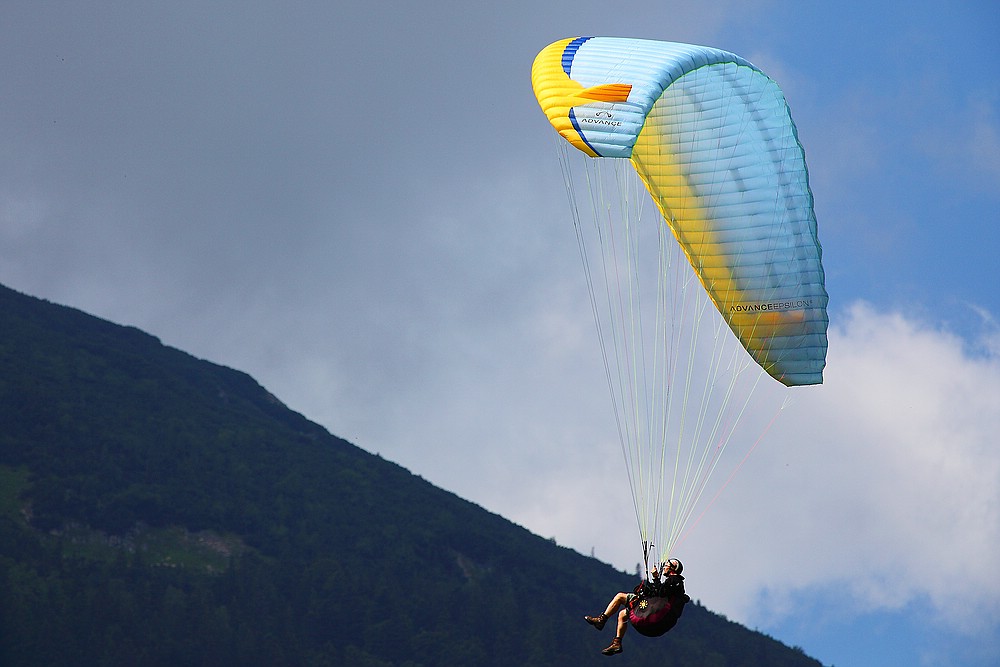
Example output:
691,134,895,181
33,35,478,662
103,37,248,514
730,299,814,313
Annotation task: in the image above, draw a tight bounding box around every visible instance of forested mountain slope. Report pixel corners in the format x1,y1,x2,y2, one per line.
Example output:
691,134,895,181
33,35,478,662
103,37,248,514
0,283,824,667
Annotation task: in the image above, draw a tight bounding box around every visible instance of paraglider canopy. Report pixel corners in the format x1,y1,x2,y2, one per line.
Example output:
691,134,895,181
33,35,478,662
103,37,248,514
532,36,829,387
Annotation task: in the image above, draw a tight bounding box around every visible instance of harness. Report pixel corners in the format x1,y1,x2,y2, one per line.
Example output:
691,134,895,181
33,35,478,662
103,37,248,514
627,578,690,637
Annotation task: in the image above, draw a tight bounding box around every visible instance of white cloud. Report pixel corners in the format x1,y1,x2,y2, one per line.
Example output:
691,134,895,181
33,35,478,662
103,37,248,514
676,301,1000,635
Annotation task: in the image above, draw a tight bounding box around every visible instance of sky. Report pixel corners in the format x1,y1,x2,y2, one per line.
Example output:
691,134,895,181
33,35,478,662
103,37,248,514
2,1,999,665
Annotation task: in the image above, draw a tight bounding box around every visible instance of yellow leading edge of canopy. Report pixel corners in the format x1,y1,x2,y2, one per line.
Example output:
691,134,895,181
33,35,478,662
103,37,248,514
530,39,604,157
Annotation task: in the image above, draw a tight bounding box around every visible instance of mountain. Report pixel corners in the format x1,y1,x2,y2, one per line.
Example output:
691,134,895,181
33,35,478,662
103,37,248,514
0,283,825,666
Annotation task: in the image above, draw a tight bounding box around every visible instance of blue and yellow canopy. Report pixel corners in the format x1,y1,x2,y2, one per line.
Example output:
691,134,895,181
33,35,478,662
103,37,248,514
532,36,829,386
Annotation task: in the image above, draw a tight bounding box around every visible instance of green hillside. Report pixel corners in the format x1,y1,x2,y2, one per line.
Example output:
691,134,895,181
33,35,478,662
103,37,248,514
0,283,824,666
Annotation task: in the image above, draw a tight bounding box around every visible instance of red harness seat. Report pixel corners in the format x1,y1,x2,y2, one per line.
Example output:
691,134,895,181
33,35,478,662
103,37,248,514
627,593,689,637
